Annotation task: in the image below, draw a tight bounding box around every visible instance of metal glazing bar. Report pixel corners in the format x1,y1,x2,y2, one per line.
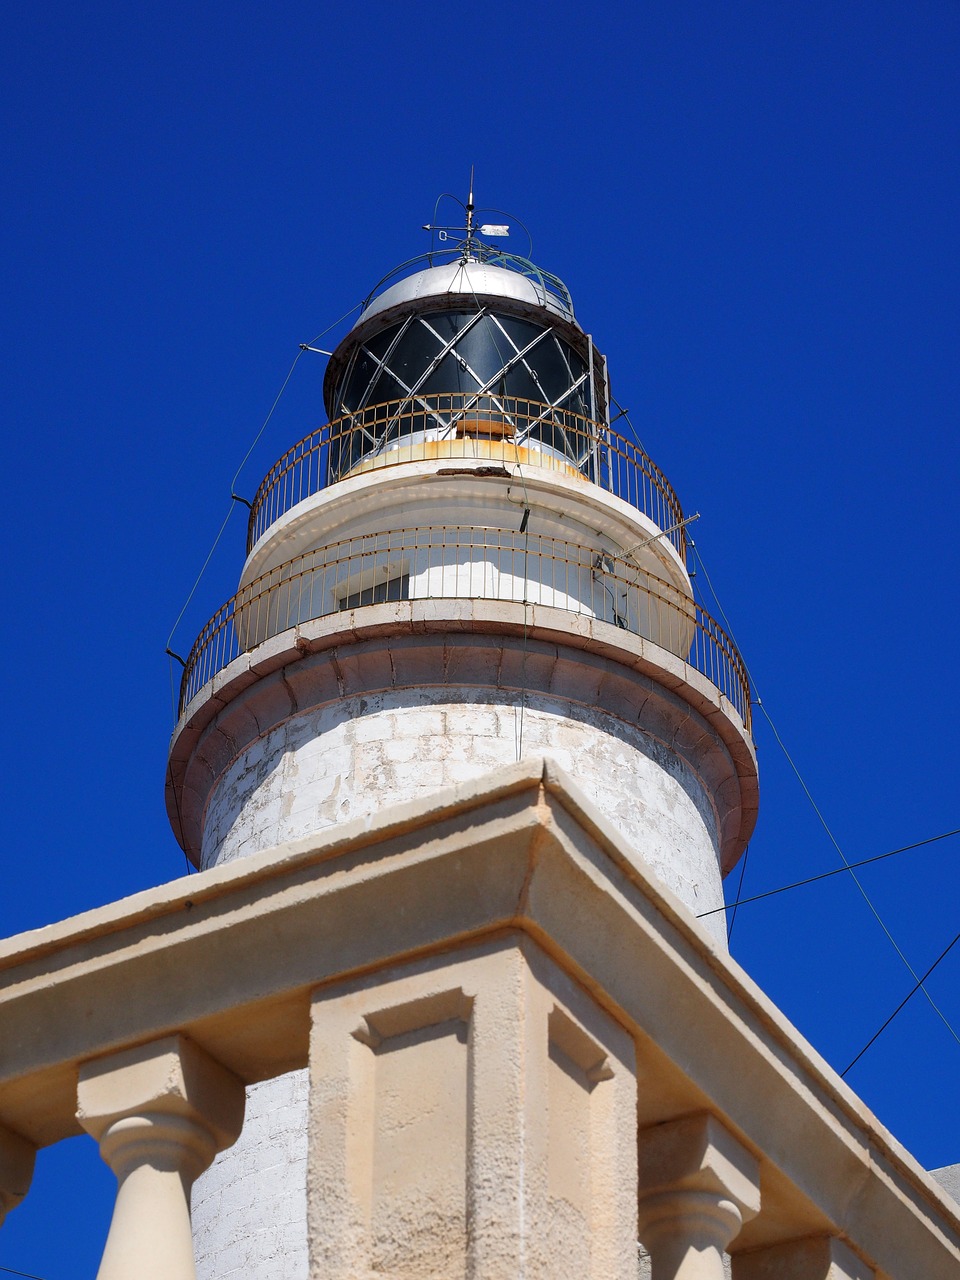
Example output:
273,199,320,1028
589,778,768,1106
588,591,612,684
350,315,416,414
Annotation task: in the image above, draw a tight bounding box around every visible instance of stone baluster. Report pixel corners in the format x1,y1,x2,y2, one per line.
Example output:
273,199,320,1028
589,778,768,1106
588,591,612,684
638,1114,760,1280
77,1034,244,1280
732,1235,874,1279
0,1124,35,1227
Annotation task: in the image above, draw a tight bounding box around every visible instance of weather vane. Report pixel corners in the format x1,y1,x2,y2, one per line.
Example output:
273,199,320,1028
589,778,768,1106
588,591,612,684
422,167,510,256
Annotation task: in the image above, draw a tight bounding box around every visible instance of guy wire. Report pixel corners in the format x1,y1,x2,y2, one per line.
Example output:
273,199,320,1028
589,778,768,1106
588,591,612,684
842,928,960,1077
725,844,750,941
165,302,362,656
698,827,960,919
690,539,960,1054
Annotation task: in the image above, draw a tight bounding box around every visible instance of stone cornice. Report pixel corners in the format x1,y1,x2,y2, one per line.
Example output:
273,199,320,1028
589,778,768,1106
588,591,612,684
166,600,758,869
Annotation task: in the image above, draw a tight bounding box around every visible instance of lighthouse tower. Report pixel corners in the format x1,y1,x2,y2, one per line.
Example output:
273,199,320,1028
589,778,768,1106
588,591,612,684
166,198,757,1277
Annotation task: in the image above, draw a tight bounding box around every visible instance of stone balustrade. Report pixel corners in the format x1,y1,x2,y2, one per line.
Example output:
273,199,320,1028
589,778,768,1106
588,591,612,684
0,759,957,1278
638,1115,760,1280
76,1037,245,1280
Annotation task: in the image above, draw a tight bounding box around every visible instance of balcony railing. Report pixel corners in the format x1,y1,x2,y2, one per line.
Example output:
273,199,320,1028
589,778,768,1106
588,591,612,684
246,395,686,558
178,526,750,726
359,244,578,319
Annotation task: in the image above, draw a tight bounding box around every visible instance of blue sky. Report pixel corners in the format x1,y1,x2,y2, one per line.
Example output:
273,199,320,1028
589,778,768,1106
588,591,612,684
2,2,959,1274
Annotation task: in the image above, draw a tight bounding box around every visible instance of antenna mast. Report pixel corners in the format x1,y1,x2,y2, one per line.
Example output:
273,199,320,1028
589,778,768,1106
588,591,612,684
421,171,510,256
465,166,476,256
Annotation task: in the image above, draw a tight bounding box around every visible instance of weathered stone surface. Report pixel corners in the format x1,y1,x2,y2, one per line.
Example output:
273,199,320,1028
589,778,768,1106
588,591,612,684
199,687,729,947
193,1070,308,1280
308,942,638,1279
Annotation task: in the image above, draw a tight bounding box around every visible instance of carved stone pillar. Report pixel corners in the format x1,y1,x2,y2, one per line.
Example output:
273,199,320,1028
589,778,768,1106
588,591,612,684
77,1034,244,1280
638,1114,760,1280
0,1124,35,1227
732,1235,874,1280
309,943,638,1279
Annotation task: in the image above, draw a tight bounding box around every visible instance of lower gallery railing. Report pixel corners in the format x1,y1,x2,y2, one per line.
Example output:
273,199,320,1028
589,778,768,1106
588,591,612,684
179,527,751,726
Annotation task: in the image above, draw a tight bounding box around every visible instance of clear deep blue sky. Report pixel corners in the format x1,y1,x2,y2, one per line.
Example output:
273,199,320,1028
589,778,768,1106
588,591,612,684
2,2,958,1274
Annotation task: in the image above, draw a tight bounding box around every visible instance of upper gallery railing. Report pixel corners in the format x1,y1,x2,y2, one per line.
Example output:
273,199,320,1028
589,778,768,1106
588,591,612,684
358,244,577,320
245,395,686,557
179,526,750,727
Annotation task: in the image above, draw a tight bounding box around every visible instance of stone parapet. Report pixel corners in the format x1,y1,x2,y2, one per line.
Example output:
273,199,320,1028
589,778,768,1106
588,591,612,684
0,760,956,1278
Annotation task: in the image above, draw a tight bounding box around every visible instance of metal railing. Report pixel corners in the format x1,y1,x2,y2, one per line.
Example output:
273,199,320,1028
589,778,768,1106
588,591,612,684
180,526,750,727
360,245,577,319
246,395,686,558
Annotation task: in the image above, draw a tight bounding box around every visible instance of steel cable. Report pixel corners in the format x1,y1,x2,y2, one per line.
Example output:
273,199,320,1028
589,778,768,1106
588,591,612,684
690,540,960,1056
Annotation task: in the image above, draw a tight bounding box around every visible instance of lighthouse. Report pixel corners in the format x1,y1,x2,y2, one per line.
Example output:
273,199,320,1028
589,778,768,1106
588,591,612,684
165,194,758,1276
